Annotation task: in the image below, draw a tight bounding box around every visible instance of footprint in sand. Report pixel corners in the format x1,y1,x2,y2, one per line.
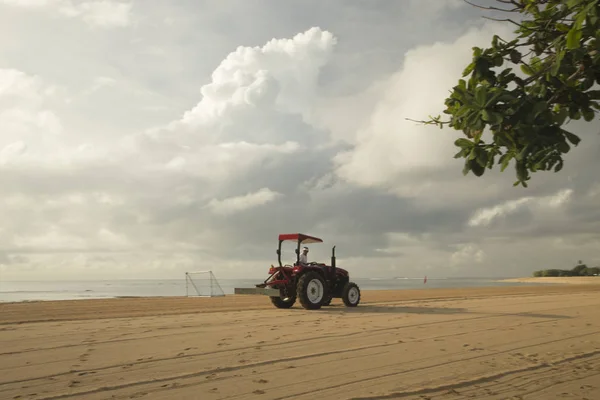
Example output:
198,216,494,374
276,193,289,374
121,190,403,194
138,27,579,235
254,379,268,384
253,389,266,395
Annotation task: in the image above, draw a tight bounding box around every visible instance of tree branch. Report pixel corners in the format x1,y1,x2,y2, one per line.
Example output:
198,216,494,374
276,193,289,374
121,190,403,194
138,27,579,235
463,0,519,12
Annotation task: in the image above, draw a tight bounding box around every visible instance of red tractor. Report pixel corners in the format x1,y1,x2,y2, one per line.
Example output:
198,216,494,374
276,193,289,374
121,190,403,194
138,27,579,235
234,233,361,310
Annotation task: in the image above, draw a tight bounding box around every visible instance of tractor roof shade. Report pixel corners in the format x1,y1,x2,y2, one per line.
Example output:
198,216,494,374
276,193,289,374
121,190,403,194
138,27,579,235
278,233,323,244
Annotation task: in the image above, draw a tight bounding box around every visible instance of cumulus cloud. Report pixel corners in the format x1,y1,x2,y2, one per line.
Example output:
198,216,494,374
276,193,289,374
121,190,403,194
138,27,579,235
0,26,346,278
333,23,516,196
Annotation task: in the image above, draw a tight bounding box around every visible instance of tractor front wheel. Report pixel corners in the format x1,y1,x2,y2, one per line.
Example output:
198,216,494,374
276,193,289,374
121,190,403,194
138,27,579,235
297,271,327,310
341,282,360,307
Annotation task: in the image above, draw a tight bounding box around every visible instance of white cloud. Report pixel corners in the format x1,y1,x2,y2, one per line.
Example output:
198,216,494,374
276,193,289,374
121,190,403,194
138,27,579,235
468,188,574,227
13,226,88,250
0,141,27,165
0,0,133,28
163,27,336,140
207,188,282,216
0,68,66,164
450,243,485,267
333,23,515,195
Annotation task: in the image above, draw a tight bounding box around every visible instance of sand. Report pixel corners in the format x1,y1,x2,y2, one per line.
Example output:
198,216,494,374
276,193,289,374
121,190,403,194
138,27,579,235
500,276,600,285
2,284,600,400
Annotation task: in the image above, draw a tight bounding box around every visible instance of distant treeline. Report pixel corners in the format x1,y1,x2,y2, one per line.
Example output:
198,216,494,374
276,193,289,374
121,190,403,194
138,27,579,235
533,261,600,277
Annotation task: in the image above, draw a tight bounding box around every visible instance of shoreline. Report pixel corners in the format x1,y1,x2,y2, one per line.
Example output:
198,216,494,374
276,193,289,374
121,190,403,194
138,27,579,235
3,283,600,325
0,279,548,305
2,276,597,305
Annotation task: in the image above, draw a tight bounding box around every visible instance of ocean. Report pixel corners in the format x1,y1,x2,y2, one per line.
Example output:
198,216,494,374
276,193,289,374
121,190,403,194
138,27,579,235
0,277,538,303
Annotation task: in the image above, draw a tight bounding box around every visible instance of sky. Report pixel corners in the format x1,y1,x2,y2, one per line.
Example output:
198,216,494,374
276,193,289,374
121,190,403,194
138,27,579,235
1,0,599,281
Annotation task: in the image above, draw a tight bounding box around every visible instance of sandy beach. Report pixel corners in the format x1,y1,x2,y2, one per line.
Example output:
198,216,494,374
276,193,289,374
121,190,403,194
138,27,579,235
2,283,600,400
500,276,600,285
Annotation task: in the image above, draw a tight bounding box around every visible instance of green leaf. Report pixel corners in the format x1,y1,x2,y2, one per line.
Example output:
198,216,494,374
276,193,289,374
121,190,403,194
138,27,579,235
582,108,595,121
462,62,476,77
475,147,488,167
520,64,535,76
470,160,485,177
454,138,474,149
509,50,522,64
481,109,503,124
557,140,571,153
566,28,583,49
551,49,565,76
493,55,503,67
499,153,512,171
563,130,581,145
475,85,488,106
453,148,469,159
462,160,471,176
554,160,564,172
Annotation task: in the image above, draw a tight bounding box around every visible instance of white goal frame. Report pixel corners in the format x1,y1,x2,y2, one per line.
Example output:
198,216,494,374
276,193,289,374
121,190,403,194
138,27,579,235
185,270,226,297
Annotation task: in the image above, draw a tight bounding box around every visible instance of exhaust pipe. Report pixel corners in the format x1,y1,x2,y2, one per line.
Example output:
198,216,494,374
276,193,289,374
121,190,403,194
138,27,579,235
331,245,336,280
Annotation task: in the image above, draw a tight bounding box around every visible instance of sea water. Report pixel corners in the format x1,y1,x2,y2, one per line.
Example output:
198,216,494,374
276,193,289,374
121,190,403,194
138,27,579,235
0,277,538,303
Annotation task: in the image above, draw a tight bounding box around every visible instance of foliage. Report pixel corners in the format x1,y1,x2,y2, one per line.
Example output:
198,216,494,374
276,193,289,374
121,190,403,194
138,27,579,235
417,0,600,187
533,261,600,276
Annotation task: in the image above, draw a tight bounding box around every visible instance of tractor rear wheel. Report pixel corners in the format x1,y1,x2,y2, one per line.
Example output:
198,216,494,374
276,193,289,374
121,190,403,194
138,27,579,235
270,288,296,309
297,271,327,310
341,282,360,307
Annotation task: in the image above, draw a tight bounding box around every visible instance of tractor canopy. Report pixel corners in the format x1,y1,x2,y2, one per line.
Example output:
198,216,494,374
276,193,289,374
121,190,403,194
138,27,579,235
277,233,323,266
278,233,323,244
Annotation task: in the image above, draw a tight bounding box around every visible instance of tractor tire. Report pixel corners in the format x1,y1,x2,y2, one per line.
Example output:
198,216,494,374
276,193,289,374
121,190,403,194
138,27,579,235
270,289,296,309
297,271,328,310
341,282,360,307
270,295,296,308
